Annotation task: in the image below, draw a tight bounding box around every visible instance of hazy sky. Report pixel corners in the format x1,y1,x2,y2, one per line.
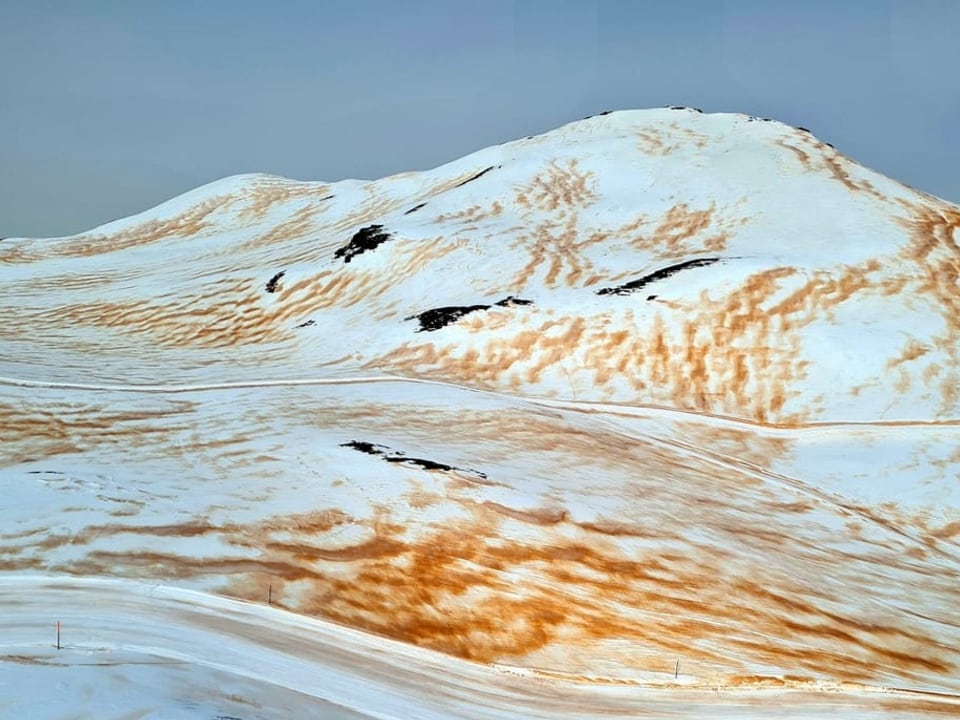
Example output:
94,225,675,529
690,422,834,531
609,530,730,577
1,0,958,237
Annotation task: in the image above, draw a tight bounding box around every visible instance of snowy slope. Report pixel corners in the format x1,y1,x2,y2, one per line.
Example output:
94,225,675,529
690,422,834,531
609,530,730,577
3,577,956,720
2,108,960,717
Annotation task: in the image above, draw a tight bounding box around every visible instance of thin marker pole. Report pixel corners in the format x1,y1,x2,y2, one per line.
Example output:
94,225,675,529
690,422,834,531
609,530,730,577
56,621,60,651
675,659,679,679
268,584,272,605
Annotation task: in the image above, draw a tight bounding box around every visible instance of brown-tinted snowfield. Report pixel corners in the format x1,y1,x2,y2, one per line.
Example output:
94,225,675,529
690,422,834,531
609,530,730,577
2,108,959,717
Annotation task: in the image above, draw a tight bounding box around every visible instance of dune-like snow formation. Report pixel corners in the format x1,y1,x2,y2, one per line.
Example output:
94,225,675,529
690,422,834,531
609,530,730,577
2,108,960,718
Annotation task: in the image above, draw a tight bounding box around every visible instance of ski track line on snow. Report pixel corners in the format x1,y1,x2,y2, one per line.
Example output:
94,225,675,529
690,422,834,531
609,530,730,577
3,373,958,431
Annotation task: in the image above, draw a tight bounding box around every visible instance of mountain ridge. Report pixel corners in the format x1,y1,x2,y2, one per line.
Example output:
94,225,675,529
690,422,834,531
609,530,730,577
7,107,956,244
3,107,958,426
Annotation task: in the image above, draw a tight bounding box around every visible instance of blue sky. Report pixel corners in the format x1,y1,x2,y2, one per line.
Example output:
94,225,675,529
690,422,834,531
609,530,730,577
1,0,958,237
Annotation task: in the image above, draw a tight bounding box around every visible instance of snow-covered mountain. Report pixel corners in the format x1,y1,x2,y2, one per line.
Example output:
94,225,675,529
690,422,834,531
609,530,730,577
2,108,959,718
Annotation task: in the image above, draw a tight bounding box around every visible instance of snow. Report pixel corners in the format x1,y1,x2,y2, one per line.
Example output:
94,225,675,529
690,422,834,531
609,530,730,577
2,107,960,717
1,577,956,720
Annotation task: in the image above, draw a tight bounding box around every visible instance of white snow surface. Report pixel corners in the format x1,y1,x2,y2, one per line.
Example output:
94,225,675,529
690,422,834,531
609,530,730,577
2,108,960,717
